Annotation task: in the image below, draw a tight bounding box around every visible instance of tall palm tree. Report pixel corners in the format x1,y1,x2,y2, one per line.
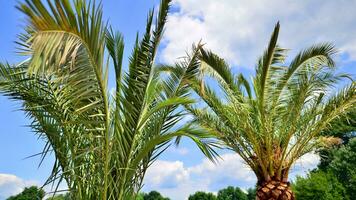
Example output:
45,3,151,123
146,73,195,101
0,0,216,199
185,23,355,200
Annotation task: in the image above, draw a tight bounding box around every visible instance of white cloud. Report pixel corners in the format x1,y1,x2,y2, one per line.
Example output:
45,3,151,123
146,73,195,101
290,152,320,179
143,160,203,200
188,153,255,184
144,160,189,188
143,152,320,200
0,174,39,199
143,153,254,199
0,173,69,199
161,0,356,68
293,152,320,169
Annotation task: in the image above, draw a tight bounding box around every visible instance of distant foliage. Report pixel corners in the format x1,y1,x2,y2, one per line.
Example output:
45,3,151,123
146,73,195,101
46,193,71,200
293,170,347,200
6,186,45,200
188,191,217,200
328,138,356,199
294,138,356,200
136,191,170,200
217,186,247,200
246,188,256,200
321,110,356,140
188,186,256,200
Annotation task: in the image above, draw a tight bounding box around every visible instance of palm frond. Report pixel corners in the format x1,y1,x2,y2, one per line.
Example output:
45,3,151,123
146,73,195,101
1,0,219,199
188,23,356,184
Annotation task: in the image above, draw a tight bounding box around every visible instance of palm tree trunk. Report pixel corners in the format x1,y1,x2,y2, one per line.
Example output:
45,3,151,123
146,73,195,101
256,180,294,200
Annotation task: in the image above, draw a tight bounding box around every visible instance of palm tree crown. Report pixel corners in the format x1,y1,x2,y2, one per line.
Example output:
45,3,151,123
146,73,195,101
0,0,216,199
186,23,355,199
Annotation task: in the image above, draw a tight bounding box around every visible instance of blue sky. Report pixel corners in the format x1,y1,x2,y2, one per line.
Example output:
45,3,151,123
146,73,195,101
0,0,356,199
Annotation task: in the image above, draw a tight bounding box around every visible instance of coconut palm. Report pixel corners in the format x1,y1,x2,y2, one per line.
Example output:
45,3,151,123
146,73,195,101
185,23,355,200
0,0,216,199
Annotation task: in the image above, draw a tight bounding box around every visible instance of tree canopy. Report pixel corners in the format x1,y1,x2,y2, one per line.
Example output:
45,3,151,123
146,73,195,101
6,186,45,200
293,170,347,200
140,191,170,200
328,138,356,198
294,137,356,200
46,193,71,200
188,191,217,200
217,186,247,200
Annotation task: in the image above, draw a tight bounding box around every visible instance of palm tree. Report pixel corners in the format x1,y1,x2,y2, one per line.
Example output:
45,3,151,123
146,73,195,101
185,23,355,200
0,0,216,199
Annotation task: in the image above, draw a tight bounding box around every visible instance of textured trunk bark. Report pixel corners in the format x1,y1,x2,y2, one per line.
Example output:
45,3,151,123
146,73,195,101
256,180,294,200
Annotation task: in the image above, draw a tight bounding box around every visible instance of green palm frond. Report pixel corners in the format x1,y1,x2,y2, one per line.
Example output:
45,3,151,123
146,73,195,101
188,22,356,184
0,0,218,199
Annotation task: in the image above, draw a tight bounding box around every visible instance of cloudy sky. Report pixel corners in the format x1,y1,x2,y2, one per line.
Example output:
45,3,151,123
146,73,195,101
0,0,355,199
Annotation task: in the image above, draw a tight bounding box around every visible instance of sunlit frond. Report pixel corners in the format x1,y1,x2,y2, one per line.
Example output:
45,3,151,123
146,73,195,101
0,0,218,199
188,22,356,188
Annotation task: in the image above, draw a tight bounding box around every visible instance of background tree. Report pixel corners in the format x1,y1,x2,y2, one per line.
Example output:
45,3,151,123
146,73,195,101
217,186,247,200
46,193,71,200
246,188,256,200
142,191,170,200
292,114,355,200
318,110,356,170
6,186,45,200
188,191,217,200
326,138,356,198
183,22,355,200
321,108,356,141
293,170,347,200
0,0,216,199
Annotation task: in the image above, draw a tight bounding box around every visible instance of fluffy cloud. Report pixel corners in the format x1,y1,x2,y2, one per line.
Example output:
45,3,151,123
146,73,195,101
188,153,255,190
161,0,356,68
144,160,190,188
0,174,39,199
289,152,320,179
143,152,319,200
143,153,254,199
